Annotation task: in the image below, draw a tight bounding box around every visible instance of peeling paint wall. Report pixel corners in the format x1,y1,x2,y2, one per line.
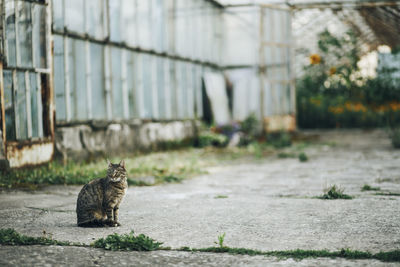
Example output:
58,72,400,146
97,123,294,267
6,141,53,168
55,120,198,161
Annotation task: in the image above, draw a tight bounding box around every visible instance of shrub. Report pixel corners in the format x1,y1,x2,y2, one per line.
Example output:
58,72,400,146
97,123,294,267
92,231,162,251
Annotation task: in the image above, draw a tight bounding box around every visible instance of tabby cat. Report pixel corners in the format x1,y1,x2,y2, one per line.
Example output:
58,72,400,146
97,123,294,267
76,160,128,227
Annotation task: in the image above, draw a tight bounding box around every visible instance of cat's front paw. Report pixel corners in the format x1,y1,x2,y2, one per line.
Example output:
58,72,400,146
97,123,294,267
106,220,121,227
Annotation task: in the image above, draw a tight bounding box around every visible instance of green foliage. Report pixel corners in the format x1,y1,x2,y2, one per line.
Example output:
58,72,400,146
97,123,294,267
240,113,259,134
214,195,228,199
0,228,76,246
2,228,400,262
375,192,400,197
296,29,400,129
277,152,297,158
181,246,400,262
159,175,183,183
390,128,400,148
267,131,292,148
317,185,353,200
0,161,106,189
92,231,163,251
197,132,228,148
298,152,308,162
217,233,226,248
0,150,208,189
361,184,380,191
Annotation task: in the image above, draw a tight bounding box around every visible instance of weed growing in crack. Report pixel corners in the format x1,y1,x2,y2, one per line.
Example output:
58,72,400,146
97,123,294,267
159,175,183,183
298,152,308,162
214,195,228,199
2,229,400,262
277,152,297,158
374,192,400,196
316,185,353,199
214,233,226,248
0,228,81,246
91,231,163,251
361,184,381,191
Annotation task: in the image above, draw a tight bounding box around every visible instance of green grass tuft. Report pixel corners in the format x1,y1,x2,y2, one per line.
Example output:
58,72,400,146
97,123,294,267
179,246,400,262
361,184,381,191
298,152,308,162
317,185,353,200
158,175,183,183
267,132,292,148
91,231,163,251
0,228,79,246
374,192,400,196
1,229,400,262
214,195,228,199
277,152,297,158
215,233,226,248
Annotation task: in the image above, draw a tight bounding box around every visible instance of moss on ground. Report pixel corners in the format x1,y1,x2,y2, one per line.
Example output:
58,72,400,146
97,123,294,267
1,229,399,262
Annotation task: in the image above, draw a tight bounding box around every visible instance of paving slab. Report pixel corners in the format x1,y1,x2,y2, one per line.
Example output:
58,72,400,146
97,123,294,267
0,129,399,266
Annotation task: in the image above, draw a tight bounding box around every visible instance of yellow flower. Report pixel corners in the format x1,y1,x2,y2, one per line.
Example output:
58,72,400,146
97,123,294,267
329,67,336,76
310,54,321,65
389,102,400,111
309,98,321,106
328,106,344,114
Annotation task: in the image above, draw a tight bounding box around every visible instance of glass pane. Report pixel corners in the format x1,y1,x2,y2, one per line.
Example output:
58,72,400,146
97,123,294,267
122,0,136,46
175,61,183,119
126,52,136,118
52,0,64,30
3,70,15,141
18,1,33,68
32,4,47,68
91,43,107,120
153,0,165,52
169,60,177,119
109,0,121,42
142,54,152,118
5,0,16,67
180,62,188,118
29,73,39,138
53,35,66,121
70,39,87,121
137,1,151,49
193,65,202,117
157,57,166,119
67,38,75,119
86,0,105,38
16,72,28,140
65,0,84,34
111,47,123,119
187,64,194,118
175,0,184,57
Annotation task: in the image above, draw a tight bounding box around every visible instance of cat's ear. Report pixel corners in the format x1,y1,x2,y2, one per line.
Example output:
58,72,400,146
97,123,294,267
119,159,125,168
106,158,112,167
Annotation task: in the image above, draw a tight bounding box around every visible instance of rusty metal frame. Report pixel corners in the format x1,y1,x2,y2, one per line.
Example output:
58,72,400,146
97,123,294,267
0,0,55,167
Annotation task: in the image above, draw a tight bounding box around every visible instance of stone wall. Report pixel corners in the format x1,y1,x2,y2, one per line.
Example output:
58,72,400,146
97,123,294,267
55,120,199,161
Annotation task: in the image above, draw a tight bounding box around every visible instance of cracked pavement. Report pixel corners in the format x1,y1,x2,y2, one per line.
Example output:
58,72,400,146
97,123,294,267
0,130,399,266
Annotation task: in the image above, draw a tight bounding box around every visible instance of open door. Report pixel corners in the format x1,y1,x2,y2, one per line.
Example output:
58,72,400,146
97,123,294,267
0,0,54,168
259,4,296,132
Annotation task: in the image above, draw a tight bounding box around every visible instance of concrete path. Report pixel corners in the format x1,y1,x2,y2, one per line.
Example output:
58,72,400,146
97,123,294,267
1,130,399,266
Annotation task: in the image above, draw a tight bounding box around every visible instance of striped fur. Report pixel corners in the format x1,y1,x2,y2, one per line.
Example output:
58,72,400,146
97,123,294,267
76,160,128,227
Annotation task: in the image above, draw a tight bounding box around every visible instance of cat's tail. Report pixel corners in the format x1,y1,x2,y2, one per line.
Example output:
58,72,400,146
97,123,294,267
77,219,106,228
